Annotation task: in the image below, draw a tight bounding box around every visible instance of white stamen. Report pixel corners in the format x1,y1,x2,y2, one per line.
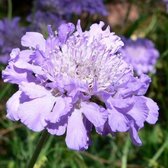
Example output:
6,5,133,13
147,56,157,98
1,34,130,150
48,40,132,92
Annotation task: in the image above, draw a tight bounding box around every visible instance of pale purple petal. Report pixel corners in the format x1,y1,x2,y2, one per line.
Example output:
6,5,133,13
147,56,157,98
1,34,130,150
81,102,107,133
14,60,44,75
2,62,35,84
19,82,51,99
118,75,151,98
21,32,45,51
109,97,134,113
9,48,20,60
6,91,21,121
129,122,142,146
46,119,67,136
136,74,151,95
58,23,75,44
127,96,148,128
143,97,159,124
18,95,56,131
19,50,34,62
46,97,72,123
108,107,129,132
45,97,72,135
65,109,89,150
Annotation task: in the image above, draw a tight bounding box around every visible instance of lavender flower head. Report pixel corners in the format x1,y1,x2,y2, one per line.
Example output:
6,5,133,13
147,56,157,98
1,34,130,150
163,0,168,3
28,0,107,33
0,17,25,64
27,11,65,32
2,21,159,150
35,0,107,16
120,38,159,75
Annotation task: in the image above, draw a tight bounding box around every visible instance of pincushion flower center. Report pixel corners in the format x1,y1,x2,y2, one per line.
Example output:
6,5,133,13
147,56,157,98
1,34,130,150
49,44,132,92
127,46,146,61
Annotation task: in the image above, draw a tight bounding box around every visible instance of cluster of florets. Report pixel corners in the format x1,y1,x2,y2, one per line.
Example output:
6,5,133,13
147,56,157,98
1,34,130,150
28,0,107,32
0,17,25,64
27,11,65,33
120,37,159,75
163,0,168,3
36,0,107,16
2,21,159,150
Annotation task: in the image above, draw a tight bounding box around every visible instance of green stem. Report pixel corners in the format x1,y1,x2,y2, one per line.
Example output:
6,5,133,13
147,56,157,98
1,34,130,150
149,136,168,167
121,137,130,168
27,130,49,168
7,0,12,19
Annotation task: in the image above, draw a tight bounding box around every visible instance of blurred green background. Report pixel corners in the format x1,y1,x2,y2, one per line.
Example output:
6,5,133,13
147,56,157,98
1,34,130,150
0,0,168,167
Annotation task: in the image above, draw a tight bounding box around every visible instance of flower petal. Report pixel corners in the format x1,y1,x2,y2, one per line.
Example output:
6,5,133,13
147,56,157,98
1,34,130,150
21,32,45,51
18,95,55,131
14,60,44,75
129,122,142,146
45,96,72,136
20,82,51,99
127,96,148,128
9,48,20,60
137,74,151,95
6,91,21,121
107,107,129,132
46,97,72,123
118,75,151,97
19,49,34,62
58,23,75,44
65,109,89,150
109,97,134,113
143,97,159,124
2,62,34,84
81,102,107,134
46,121,67,136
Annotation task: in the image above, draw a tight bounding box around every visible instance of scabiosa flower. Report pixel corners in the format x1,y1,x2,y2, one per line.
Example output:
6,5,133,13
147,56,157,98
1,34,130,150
27,10,65,33
120,37,159,75
0,17,25,64
2,21,159,150
28,0,107,33
35,0,107,16
163,0,168,3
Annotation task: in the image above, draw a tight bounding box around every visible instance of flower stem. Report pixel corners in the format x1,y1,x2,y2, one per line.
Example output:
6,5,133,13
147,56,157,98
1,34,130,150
7,0,12,20
27,130,49,168
121,137,130,168
148,136,168,167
